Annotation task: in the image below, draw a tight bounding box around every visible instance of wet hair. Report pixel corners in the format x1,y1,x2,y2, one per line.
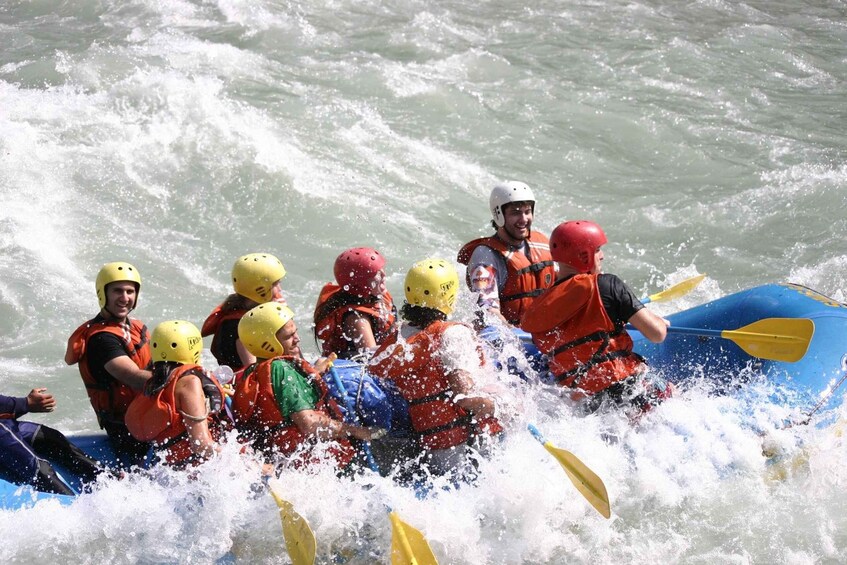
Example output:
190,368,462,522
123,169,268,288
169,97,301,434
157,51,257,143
146,361,182,396
220,292,255,313
400,303,446,328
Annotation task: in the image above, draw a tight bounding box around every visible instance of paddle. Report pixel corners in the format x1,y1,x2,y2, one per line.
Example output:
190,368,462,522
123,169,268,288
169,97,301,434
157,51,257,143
328,365,438,565
267,478,317,565
664,317,815,363
640,274,706,304
527,424,611,519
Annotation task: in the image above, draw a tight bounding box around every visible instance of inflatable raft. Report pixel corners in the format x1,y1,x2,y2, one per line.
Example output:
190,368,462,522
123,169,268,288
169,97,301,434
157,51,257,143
0,433,120,509
629,283,847,414
6,283,844,510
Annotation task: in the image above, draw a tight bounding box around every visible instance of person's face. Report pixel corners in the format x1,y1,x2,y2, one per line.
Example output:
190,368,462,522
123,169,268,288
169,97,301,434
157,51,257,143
271,279,284,302
592,247,604,274
275,319,301,358
501,202,533,242
104,282,137,318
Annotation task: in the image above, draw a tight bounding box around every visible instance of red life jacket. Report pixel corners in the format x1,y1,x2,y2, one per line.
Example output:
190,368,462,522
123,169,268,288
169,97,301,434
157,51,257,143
457,231,556,325
522,274,644,394
201,303,250,370
124,364,226,466
313,283,397,358
66,317,151,427
230,356,354,468
368,321,502,450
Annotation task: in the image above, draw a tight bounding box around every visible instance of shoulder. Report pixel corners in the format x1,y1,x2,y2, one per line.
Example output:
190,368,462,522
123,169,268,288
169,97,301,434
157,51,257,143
598,273,635,300
469,244,505,267
441,322,475,340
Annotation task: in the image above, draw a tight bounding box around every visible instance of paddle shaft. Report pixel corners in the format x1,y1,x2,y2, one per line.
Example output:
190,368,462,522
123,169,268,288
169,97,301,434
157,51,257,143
641,274,706,305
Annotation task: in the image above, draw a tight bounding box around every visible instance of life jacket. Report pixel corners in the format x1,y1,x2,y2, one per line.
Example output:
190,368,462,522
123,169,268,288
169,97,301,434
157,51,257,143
457,231,556,325
313,284,397,358
521,274,645,394
231,355,354,468
124,364,226,466
66,317,152,427
201,303,250,370
368,321,502,450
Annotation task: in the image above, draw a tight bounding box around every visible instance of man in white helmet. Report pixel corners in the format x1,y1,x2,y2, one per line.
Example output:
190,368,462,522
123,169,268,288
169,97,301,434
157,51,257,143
458,181,556,327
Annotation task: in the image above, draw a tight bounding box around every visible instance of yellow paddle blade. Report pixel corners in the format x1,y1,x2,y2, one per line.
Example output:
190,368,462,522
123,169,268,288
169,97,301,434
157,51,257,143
722,318,815,363
268,479,316,565
389,511,438,565
644,274,706,304
543,442,611,519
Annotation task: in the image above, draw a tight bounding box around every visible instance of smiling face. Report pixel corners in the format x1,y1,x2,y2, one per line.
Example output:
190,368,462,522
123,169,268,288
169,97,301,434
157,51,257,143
275,319,302,359
102,281,137,320
498,201,534,245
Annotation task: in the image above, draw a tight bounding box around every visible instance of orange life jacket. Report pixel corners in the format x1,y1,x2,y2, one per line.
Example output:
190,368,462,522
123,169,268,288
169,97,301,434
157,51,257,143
313,284,397,358
368,321,502,450
66,317,152,427
201,303,250,369
521,274,645,394
230,356,354,468
124,364,226,466
457,231,556,325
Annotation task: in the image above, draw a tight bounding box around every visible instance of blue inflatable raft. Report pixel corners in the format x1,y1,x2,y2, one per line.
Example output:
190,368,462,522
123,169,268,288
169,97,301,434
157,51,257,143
628,283,847,413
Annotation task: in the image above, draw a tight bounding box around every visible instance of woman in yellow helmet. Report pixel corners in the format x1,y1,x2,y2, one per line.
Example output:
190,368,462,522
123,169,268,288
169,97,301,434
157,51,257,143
368,258,502,482
125,321,228,467
201,253,287,373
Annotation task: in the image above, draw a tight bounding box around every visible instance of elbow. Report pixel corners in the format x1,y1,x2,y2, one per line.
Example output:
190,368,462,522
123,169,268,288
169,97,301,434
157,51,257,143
646,325,667,343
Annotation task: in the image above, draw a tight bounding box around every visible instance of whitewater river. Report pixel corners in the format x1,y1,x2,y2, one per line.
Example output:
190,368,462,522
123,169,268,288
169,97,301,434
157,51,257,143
2,1,846,563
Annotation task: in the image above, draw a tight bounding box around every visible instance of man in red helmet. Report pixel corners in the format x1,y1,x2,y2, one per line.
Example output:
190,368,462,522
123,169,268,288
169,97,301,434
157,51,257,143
313,247,397,360
521,221,671,413
457,181,556,327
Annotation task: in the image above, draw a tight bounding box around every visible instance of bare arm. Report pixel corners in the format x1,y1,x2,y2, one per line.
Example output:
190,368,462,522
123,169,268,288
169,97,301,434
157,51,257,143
175,375,218,458
104,356,152,391
341,313,377,351
446,369,496,419
628,308,669,343
290,409,372,441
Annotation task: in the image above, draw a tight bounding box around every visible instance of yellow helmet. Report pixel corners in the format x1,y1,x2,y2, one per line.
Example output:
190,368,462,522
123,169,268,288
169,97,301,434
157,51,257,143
150,320,203,365
404,258,460,315
238,303,296,359
95,261,142,309
232,253,286,304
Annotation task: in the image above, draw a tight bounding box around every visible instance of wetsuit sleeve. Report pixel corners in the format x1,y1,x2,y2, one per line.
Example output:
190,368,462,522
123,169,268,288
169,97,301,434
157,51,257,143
598,273,644,327
270,360,320,420
0,394,28,418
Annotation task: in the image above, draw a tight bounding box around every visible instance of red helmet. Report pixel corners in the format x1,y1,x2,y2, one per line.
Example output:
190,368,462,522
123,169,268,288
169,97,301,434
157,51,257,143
549,221,608,273
334,247,386,296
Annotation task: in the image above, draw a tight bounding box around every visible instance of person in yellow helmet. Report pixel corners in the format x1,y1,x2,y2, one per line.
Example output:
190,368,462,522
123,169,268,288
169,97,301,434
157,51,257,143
368,258,502,482
201,253,287,372
65,261,153,467
231,303,374,471
125,321,228,468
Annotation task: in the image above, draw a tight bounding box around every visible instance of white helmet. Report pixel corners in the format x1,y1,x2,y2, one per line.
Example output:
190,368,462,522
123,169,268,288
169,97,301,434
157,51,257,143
490,181,536,227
